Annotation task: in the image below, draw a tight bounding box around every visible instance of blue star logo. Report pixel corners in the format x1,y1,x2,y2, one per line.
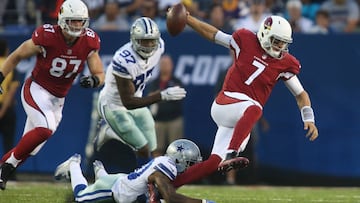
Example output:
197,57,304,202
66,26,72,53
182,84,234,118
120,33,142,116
176,145,184,152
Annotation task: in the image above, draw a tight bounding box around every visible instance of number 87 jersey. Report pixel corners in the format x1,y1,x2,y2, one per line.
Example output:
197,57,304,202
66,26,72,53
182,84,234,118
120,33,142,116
222,29,301,107
31,24,100,97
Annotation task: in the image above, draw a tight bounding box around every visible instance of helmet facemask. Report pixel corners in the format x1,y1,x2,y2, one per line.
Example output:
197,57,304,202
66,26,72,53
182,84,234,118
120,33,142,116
130,17,160,59
59,18,89,37
58,0,90,37
133,38,159,58
265,36,291,58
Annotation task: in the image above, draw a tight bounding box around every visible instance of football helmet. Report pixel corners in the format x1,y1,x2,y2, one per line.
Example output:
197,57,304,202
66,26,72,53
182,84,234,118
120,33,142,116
130,17,160,59
166,139,202,174
257,15,292,59
58,0,89,37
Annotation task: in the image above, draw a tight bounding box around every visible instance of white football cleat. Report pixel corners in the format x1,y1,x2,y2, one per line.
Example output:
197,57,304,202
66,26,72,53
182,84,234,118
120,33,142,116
95,124,122,151
93,160,108,180
94,124,109,151
54,154,81,180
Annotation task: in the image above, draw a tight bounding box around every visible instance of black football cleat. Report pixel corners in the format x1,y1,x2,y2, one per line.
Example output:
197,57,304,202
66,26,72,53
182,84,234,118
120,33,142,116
218,151,249,172
0,163,16,190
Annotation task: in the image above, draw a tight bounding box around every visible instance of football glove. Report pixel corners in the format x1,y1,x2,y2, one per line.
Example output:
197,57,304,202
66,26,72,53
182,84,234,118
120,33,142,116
160,86,186,101
79,75,100,88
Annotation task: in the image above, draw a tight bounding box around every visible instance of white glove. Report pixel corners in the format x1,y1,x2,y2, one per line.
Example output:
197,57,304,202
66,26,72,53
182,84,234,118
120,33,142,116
160,86,186,101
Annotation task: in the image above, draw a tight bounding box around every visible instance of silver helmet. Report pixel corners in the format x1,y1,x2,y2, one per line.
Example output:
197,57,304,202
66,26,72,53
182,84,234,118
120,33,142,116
130,17,160,59
166,139,202,174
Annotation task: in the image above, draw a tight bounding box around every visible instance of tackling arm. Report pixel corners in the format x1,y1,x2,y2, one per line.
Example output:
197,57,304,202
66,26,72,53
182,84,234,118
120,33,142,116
115,75,162,110
148,172,208,203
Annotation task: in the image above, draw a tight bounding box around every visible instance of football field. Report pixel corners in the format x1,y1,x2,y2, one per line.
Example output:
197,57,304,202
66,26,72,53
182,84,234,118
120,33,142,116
1,181,360,203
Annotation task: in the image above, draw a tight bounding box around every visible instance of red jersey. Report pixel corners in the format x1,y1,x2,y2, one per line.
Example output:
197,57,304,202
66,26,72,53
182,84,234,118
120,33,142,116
221,29,301,106
31,24,100,97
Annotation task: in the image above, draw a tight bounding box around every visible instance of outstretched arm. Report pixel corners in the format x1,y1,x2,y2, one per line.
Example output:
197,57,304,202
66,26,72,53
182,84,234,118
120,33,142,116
149,171,212,203
115,75,162,110
186,14,219,42
186,13,232,49
115,75,186,109
284,76,319,141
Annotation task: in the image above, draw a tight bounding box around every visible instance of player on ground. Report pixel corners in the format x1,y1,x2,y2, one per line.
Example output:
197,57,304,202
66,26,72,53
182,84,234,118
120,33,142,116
173,13,319,187
54,139,215,203
0,0,105,190
96,17,186,160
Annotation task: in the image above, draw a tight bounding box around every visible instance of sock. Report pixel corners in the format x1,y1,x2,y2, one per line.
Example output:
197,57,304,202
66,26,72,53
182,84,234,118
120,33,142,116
173,154,222,188
70,162,88,194
12,127,52,161
95,168,108,179
2,127,52,165
228,105,262,151
106,127,122,142
6,153,21,167
1,149,15,164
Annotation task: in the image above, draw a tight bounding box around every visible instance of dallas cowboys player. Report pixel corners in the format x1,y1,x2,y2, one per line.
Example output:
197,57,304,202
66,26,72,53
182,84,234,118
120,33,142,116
54,139,215,203
96,17,186,159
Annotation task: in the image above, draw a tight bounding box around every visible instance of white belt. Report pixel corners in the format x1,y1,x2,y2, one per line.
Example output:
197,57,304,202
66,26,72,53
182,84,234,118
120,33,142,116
224,91,263,109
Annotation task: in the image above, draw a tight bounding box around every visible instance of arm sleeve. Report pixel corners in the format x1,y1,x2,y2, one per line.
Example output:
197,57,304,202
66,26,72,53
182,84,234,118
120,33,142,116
284,76,305,96
214,31,232,49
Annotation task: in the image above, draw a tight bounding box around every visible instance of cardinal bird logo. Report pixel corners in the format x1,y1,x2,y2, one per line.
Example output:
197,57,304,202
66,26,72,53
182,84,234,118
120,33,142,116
264,17,273,30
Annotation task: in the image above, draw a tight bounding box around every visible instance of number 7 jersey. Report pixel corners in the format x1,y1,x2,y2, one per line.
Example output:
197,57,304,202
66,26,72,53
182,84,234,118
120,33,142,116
222,29,301,107
31,24,100,97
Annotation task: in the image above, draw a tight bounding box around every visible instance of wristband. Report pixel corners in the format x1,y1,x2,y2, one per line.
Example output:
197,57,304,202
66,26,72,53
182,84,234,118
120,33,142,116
301,106,315,123
92,75,100,87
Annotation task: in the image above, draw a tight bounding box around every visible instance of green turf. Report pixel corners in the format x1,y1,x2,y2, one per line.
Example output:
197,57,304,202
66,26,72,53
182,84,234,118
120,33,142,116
1,181,360,203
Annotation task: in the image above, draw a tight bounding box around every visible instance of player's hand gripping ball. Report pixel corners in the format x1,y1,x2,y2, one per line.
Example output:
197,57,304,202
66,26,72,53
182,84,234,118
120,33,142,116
166,3,187,36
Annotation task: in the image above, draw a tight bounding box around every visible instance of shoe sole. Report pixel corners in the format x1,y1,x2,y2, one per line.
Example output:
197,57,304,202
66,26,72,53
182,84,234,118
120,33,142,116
218,157,249,172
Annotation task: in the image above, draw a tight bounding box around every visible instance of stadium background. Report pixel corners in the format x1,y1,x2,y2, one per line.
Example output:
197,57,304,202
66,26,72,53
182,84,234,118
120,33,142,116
1,31,360,185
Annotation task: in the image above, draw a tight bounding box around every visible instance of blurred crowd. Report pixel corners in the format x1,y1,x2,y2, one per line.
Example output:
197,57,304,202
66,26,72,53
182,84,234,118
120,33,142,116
0,0,359,34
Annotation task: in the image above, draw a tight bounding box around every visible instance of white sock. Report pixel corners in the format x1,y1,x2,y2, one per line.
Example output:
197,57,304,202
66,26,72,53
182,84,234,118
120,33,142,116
6,153,21,167
106,127,122,141
95,168,108,179
69,162,88,191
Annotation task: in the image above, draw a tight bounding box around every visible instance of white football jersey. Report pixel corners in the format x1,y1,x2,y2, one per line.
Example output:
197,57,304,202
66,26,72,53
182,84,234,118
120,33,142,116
99,38,165,108
111,156,177,203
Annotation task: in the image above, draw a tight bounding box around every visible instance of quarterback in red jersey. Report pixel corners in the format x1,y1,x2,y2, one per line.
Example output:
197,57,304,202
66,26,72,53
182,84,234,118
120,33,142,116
0,0,105,190
172,14,319,188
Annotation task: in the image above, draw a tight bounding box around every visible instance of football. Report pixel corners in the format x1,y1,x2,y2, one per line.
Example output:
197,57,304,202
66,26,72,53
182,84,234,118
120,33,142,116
166,3,187,36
